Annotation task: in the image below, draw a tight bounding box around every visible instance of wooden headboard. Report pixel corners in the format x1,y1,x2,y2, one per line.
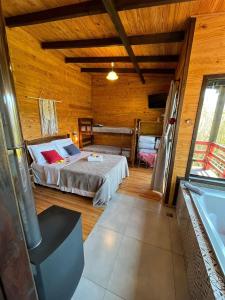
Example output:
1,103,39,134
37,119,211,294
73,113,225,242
25,134,70,165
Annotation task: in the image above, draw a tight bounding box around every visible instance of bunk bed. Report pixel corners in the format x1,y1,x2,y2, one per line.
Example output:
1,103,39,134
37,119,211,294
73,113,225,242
78,118,137,166
136,120,161,168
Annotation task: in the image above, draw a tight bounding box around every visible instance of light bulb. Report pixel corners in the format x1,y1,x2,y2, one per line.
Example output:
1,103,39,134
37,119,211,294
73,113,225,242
106,70,118,81
106,62,118,81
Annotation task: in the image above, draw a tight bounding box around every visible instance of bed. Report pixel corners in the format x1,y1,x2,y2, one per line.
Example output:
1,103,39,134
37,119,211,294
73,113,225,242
78,118,137,166
26,135,129,207
82,144,122,156
92,126,133,135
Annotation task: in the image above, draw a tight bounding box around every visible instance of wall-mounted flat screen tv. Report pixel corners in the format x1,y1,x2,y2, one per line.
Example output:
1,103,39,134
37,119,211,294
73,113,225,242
148,93,168,109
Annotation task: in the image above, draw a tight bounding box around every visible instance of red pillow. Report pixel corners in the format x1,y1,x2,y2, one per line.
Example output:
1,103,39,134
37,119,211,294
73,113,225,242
41,150,64,164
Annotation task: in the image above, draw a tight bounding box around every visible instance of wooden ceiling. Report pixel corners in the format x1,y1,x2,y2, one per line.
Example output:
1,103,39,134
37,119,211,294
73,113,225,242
2,0,225,80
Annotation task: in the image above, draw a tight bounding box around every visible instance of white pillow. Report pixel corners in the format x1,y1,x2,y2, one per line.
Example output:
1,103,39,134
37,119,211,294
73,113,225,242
51,138,74,157
30,143,58,165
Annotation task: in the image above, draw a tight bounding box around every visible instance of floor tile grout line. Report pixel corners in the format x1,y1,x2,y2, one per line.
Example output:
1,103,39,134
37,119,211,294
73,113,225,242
128,205,177,221
84,275,129,300
93,197,133,234
168,216,173,255
169,218,178,300
82,194,182,300
101,198,145,286
168,217,184,255
99,205,175,235
104,232,126,290
94,221,185,257
102,232,177,300
171,254,177,300
71,276,104,299
95,224,124,235
97,202,134,233
85,203,185,259
80,275,107,300
169,218,190,300
105,235,128,298
105,289,126,300
82,274,107,290
81,275,105,289
102,192,175,219
124,229,172,254
83,226,125,293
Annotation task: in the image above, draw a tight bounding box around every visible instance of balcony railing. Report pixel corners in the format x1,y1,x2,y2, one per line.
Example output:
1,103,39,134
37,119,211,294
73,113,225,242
192,141,225,178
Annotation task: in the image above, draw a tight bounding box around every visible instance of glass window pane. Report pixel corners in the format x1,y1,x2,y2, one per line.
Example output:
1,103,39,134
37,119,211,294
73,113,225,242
190,77,225,180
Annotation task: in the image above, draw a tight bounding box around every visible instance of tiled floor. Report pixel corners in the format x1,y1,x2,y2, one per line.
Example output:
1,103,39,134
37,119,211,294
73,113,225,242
72,193,190,300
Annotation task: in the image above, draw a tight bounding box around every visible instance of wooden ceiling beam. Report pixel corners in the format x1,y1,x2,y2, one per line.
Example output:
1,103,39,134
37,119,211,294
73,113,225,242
5,0,194,27
101,0,145,84
41,31,185,49
65,55,179,63
81,68,175,74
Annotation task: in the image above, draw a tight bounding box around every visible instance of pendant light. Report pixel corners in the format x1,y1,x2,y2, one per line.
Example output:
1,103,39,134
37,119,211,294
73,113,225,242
106,62,118,81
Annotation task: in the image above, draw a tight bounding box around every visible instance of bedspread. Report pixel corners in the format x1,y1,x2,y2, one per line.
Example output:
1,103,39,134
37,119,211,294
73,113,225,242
59,154,129,206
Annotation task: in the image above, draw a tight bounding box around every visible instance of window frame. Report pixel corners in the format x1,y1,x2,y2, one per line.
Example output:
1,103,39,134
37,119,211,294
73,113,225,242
185,74,225,187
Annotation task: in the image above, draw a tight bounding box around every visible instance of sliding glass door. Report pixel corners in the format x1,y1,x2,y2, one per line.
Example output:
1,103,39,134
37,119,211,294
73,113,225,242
187,75,225,183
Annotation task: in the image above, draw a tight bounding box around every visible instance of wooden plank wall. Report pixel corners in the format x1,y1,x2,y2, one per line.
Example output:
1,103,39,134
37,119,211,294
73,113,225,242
6,28,92,140
92,74,173,147
169,13,225,205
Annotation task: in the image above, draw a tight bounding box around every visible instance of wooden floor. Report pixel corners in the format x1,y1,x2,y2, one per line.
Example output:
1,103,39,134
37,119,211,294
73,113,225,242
34,167,161,240
119,167,161,201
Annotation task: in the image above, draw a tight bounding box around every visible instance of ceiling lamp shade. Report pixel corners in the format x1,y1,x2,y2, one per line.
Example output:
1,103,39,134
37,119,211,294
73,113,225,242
106,70,118,81
106,62,118,81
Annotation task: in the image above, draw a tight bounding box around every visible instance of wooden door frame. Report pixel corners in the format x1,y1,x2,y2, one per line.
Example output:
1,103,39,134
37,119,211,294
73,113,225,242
163,17,196,206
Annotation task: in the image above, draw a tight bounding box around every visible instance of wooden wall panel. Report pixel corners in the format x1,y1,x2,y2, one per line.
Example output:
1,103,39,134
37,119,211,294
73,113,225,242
92,74,173,147
169,13,225,205
92,74,172,128
6,27,92,140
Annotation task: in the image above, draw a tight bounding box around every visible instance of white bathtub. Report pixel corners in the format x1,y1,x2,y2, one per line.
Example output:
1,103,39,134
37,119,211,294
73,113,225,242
190,186,225,276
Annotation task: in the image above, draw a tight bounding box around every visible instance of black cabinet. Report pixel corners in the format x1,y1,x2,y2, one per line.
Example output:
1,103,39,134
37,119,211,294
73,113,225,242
29,206,84,300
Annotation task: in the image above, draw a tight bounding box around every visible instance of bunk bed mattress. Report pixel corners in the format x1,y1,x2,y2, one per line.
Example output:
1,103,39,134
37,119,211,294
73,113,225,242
32,151,129,206
93,126,133,135
138,135,156,149
83,144,122,155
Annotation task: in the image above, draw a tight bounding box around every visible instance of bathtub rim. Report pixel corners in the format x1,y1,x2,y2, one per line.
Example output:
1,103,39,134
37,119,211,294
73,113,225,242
178,185,225,299
189,188,225,278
